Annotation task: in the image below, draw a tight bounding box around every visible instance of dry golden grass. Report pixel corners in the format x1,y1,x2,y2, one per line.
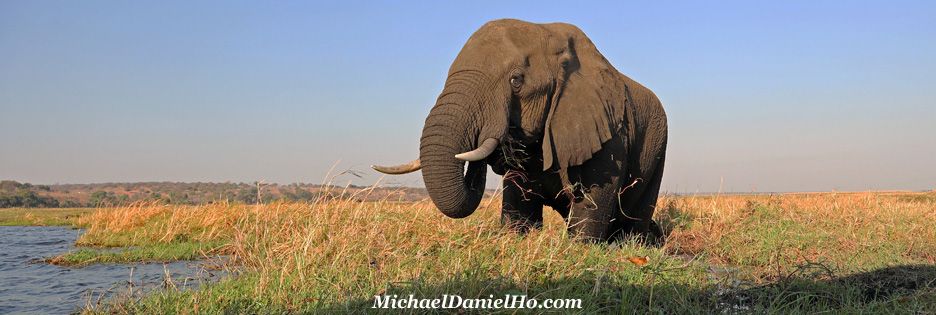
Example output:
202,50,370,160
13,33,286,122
73,190,936,313
76,201,244,247
659,192,936,278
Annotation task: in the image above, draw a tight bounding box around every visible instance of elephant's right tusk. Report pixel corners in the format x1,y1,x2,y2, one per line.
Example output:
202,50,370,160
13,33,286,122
371,159,422,175
455,138,499,161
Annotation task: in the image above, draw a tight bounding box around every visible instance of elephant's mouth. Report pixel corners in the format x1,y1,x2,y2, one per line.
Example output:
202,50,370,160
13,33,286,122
487,128,541,175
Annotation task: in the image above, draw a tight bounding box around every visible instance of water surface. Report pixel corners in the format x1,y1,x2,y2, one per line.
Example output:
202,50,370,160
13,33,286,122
0,226,222,314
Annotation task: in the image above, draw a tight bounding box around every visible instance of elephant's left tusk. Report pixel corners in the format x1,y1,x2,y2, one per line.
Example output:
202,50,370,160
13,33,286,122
455,138,499,161
372,159,422,174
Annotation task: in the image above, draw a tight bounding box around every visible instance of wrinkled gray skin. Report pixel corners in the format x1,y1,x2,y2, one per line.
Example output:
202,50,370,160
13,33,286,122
376,19,667,243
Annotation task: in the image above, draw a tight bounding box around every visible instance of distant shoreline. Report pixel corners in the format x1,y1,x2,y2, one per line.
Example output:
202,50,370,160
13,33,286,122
3,179,932,208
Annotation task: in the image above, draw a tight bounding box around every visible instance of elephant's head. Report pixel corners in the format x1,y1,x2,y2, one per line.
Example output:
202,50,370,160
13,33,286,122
374,19,627,219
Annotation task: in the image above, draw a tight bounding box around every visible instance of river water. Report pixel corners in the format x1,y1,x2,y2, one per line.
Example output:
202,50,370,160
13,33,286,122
0,226,224,314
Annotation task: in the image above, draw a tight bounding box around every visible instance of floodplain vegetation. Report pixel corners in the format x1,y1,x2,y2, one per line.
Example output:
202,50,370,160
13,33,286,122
0,207,92,226
3,189,935,313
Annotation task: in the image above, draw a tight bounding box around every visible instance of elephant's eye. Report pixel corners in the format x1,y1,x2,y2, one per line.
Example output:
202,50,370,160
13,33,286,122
510,75,524,90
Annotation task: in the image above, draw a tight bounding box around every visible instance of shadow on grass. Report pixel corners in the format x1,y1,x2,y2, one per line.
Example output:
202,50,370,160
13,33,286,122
320,265,935,313
725,264,936,311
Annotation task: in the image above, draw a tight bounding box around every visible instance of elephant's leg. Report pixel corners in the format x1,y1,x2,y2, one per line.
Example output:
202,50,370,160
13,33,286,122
565,184,618,242
501,176,544,233
618,160,666,244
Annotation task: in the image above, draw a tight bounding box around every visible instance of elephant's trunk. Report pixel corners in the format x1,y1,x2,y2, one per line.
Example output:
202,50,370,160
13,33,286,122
419,71,506,218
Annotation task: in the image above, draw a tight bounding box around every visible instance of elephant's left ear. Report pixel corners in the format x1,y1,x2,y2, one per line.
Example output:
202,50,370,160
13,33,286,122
541,28,628,171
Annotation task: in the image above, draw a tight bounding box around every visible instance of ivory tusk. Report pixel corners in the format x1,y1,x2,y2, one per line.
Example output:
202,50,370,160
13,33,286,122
371,159,422,175
454,138,499,161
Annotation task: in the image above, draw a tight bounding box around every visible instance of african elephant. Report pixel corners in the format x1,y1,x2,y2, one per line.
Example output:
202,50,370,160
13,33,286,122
373,19,667,243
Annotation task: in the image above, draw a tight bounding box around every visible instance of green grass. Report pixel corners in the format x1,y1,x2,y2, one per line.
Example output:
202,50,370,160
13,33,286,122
47,241,226,267
0,207,93,226
63,192,936,313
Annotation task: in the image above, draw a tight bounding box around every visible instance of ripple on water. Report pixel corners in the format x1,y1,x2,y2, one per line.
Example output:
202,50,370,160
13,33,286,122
0,226,225,314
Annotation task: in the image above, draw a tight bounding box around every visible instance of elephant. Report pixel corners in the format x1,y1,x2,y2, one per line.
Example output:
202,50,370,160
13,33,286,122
373,19,667,243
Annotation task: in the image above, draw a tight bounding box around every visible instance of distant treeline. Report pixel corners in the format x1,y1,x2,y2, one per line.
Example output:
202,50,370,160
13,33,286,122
0,180,428,208
0,181,63,208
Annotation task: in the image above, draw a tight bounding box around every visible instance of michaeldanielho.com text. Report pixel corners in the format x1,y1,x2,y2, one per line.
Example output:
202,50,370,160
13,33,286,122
372,294,582,309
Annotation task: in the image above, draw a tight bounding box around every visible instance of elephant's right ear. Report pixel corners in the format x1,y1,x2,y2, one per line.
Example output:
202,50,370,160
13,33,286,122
541,24,627,171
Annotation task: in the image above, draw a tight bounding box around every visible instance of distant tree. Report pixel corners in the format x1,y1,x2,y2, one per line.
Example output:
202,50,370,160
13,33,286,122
0,180,23,192
0,194,17,207
88,191,126,207
16,189,42,207
167,191,191,205
0,186,59,208
146,192,171,204
283,186,316,202
235,186,258,204
88,191,110,206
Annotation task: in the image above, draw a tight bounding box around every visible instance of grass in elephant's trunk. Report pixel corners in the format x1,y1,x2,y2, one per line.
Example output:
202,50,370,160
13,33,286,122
77,190,936,313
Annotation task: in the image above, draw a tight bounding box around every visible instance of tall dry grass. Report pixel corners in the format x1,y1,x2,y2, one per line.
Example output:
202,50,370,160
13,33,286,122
77,189,936,312
76,201,244,247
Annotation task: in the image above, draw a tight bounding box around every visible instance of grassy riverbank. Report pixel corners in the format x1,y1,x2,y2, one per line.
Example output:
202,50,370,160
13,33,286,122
70,190,936,313
0,207,93,226
12,190,935,313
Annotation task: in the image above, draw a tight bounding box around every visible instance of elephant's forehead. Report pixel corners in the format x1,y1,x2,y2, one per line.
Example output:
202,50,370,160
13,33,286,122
473,21,549,49
451,20,558,73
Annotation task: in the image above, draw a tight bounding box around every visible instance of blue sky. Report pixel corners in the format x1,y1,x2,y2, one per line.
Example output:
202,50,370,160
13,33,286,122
1,1,934,192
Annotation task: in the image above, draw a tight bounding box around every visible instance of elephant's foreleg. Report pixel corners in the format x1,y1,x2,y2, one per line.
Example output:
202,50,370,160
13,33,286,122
501,176,544,233
565,185,617,242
